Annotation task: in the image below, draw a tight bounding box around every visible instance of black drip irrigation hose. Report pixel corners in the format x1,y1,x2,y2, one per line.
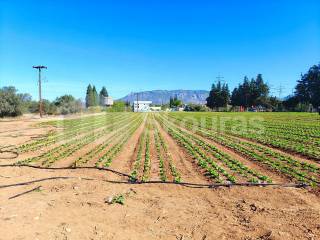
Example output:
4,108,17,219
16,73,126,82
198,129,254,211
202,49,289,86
0,164,311,189
0,145,19,159
0,164,131,178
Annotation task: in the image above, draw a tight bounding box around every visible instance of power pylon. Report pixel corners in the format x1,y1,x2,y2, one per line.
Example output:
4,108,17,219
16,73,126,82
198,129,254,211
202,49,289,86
215,74,225,84
33,65,47,118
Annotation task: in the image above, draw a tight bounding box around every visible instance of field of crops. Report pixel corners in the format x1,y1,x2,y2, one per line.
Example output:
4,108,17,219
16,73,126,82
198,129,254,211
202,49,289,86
14,112,320,187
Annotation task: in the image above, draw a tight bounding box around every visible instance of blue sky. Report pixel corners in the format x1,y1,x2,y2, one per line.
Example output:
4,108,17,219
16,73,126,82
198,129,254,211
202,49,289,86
1,0,319,101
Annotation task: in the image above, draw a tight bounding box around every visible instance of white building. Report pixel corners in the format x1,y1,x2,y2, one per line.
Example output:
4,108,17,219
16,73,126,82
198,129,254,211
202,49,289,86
133,101,152,112
101,96,114,106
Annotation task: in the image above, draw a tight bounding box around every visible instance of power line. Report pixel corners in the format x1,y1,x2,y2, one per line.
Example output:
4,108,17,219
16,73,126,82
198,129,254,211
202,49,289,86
215,73,225,84
32,65,47,118
275,84,285,99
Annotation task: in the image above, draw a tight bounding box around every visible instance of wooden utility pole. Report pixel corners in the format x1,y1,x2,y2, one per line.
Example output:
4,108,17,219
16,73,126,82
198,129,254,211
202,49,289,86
136,92,139,112
33,65,47,118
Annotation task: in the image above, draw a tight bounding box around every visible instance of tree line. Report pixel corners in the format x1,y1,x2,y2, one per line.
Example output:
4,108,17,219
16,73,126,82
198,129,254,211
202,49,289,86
1,63,319,117
0,84,111,118
0,81,139,117
206,63,320,112
0,87,82,117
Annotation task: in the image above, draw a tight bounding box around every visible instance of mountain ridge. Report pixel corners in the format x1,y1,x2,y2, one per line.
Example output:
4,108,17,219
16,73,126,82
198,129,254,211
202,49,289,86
118,90,209,105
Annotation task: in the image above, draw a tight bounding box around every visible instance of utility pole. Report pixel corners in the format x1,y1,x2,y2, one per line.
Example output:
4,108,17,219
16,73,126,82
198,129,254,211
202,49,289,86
136,92,139,112
33,65,47,118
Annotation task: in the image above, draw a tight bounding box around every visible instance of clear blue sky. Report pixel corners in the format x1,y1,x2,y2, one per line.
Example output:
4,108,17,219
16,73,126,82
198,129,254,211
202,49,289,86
1,0,319,101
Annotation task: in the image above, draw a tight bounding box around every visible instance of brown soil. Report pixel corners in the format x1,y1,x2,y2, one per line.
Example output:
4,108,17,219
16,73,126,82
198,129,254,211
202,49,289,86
149,128,161,181
155,120,210,183
0,115,319,240
110,117,147,177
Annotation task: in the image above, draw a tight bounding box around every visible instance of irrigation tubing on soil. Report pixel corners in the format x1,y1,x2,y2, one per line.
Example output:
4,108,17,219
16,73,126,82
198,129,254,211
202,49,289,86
0,145,19,159
0,164,311,189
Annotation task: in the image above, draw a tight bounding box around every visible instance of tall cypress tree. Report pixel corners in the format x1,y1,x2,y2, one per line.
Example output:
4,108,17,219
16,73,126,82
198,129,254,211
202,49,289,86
100,87,108,97
206,81,230,109
85,84,93,108
99,87,108,106
92,86,99,106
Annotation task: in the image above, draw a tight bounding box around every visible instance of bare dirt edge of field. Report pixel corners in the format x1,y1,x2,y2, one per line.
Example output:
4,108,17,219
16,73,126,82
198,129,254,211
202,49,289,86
0,166,320,240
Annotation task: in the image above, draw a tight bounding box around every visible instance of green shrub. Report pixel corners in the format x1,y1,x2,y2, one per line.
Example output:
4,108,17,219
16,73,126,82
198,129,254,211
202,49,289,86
0,87,23,117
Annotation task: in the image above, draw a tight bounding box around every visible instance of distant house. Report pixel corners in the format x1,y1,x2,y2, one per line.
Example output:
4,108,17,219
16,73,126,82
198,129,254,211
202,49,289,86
101,96,114,106
150,106,161,112
171,106,185,112
133,101,152,112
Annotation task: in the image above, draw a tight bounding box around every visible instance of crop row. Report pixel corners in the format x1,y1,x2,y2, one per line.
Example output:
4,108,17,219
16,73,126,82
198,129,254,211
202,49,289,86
157,116,237,183
157,115,270,183
154,129,167,181
17,114,142,166
73,119,139,167
168,113,320,160
165,115,319,186
130,131,145,182
153,120,181,182
19,113,130,152
141,129,151,182
95,116,144,167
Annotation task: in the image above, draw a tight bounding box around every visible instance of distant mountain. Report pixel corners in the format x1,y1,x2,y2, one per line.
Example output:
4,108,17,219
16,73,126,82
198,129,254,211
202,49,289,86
118,90,209,105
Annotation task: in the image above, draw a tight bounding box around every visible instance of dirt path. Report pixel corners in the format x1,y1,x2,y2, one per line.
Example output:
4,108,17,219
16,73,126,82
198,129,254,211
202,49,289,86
109,117,147,179
149,128,160,181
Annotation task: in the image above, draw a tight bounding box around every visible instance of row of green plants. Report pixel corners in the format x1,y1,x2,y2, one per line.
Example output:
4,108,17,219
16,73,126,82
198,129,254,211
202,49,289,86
168,112,320,160
169,114,320,163
73,117,141,166
141,129,151,182
19,113,129,152
154,128,167,181
129,131,145,182
17,114,141,166
174,126,271,183
95,117,144,167
153,120,181,182
158,115,271,183
166,115,319,186
157,116,234,183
